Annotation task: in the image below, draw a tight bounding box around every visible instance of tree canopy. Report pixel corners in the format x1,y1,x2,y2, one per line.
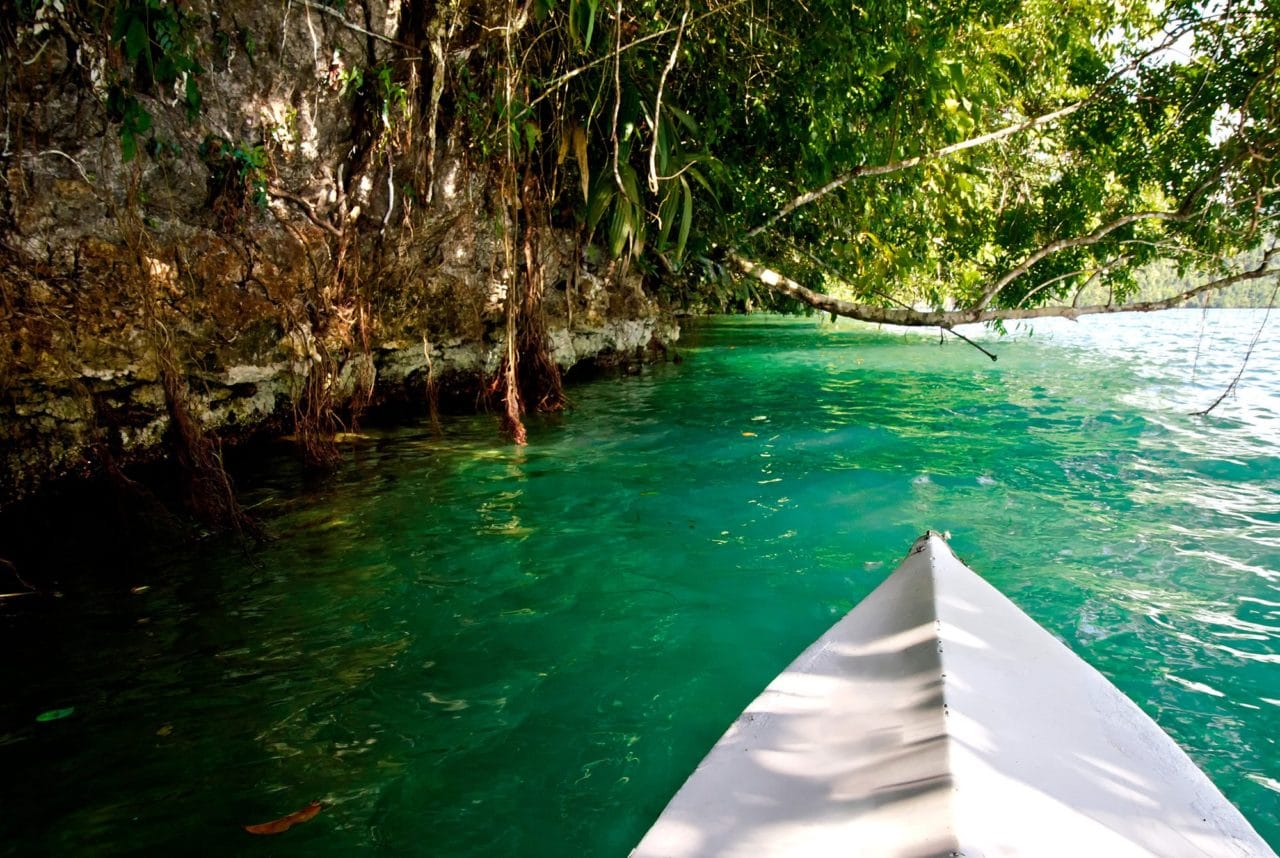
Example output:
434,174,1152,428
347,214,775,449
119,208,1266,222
508,0,1280,324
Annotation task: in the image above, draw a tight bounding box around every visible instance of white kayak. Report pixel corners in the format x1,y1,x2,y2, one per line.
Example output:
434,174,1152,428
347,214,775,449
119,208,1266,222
632,531,1276,857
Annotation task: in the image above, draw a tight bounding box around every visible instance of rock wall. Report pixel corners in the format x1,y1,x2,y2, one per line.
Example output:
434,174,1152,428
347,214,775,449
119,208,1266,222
0,1,677,507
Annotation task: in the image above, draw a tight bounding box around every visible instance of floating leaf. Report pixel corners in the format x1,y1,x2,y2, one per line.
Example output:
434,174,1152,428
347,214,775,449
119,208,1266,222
36,707,75,723
156,724,173,737
244,801,323,835
741,431,757,437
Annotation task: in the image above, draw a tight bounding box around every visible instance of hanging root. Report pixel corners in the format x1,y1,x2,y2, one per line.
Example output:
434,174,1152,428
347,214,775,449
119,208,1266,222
517,213,567,413
499,271,528,444
489,200,568,444
295,356,343,468
159,360,258,535
423,334,442,433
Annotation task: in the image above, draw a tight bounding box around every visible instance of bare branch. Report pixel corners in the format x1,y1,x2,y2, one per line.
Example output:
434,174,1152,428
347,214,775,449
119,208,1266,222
27,149,92,184
942,326,999,361
1193,279,1280,416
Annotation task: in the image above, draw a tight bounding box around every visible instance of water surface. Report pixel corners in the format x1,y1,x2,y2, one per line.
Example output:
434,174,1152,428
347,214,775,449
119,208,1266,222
2,310,1278,853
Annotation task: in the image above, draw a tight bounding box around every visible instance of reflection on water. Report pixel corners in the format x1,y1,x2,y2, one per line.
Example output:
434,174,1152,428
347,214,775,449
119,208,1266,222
1,310,1278,854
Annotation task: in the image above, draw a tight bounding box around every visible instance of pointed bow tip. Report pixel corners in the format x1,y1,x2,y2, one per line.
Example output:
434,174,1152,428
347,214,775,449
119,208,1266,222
911,529,953,555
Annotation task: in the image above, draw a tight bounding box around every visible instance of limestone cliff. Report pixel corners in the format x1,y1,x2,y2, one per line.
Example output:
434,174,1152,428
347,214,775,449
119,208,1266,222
0,0,677,507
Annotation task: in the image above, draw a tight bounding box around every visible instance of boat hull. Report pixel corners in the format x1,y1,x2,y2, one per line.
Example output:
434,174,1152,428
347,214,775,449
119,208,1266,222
631,532,1276,857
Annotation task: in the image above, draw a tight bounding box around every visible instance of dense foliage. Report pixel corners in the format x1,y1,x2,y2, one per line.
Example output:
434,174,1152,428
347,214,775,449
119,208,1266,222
5,0,1274,323
509,0,1279,320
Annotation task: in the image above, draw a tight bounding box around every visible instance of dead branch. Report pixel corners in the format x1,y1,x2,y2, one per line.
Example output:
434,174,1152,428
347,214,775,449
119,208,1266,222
942,326,998,361
296,0,413,47
1193,279,1280,416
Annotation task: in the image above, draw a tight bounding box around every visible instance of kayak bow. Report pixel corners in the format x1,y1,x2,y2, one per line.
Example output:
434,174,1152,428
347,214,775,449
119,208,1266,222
632,531,1276,857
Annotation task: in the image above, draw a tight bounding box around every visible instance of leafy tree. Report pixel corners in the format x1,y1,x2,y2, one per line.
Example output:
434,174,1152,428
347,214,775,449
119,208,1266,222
512,0,1278,325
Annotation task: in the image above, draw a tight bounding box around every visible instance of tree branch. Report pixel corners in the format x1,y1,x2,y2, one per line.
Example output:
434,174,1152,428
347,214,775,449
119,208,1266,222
942,326,999,361
729,248,1280,327
1193,278,1280,416
742,102,1083,241
267,186,342,238
1015,253,1128,308
527,1,746,111
296,0,413,47
977,210,1188,308
974,162,1232,308
737,23,1218,244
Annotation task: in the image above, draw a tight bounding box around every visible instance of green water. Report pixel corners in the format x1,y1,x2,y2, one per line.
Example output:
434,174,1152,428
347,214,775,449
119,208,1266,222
2,312,1278,853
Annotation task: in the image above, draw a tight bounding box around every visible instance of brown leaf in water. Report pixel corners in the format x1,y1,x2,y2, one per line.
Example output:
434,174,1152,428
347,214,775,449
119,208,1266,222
243,801,323,835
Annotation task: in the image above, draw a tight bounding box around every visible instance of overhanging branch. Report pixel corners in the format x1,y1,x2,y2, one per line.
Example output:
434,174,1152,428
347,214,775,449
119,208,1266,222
730,248,1280,327
737,23,1220,244
742,102,1083,241
976,210,1189,308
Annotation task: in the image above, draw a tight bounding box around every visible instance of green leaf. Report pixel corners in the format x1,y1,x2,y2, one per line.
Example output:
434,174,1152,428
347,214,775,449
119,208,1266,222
111,9,130,44
121,131,138,163
617,161,640,205
666,104,700,137
585,180,614,231
684,165,716,205
184,75,201,122
523,121,541,154
568,0,598,52
676,176,693,262
36,707,75,723
583,0,597,52
607,200,630,257
656,117,670,174
657,181,679,248
125,19,148,62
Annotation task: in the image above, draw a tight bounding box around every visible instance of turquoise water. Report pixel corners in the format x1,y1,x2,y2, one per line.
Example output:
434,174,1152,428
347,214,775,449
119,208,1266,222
2,310,1278,853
